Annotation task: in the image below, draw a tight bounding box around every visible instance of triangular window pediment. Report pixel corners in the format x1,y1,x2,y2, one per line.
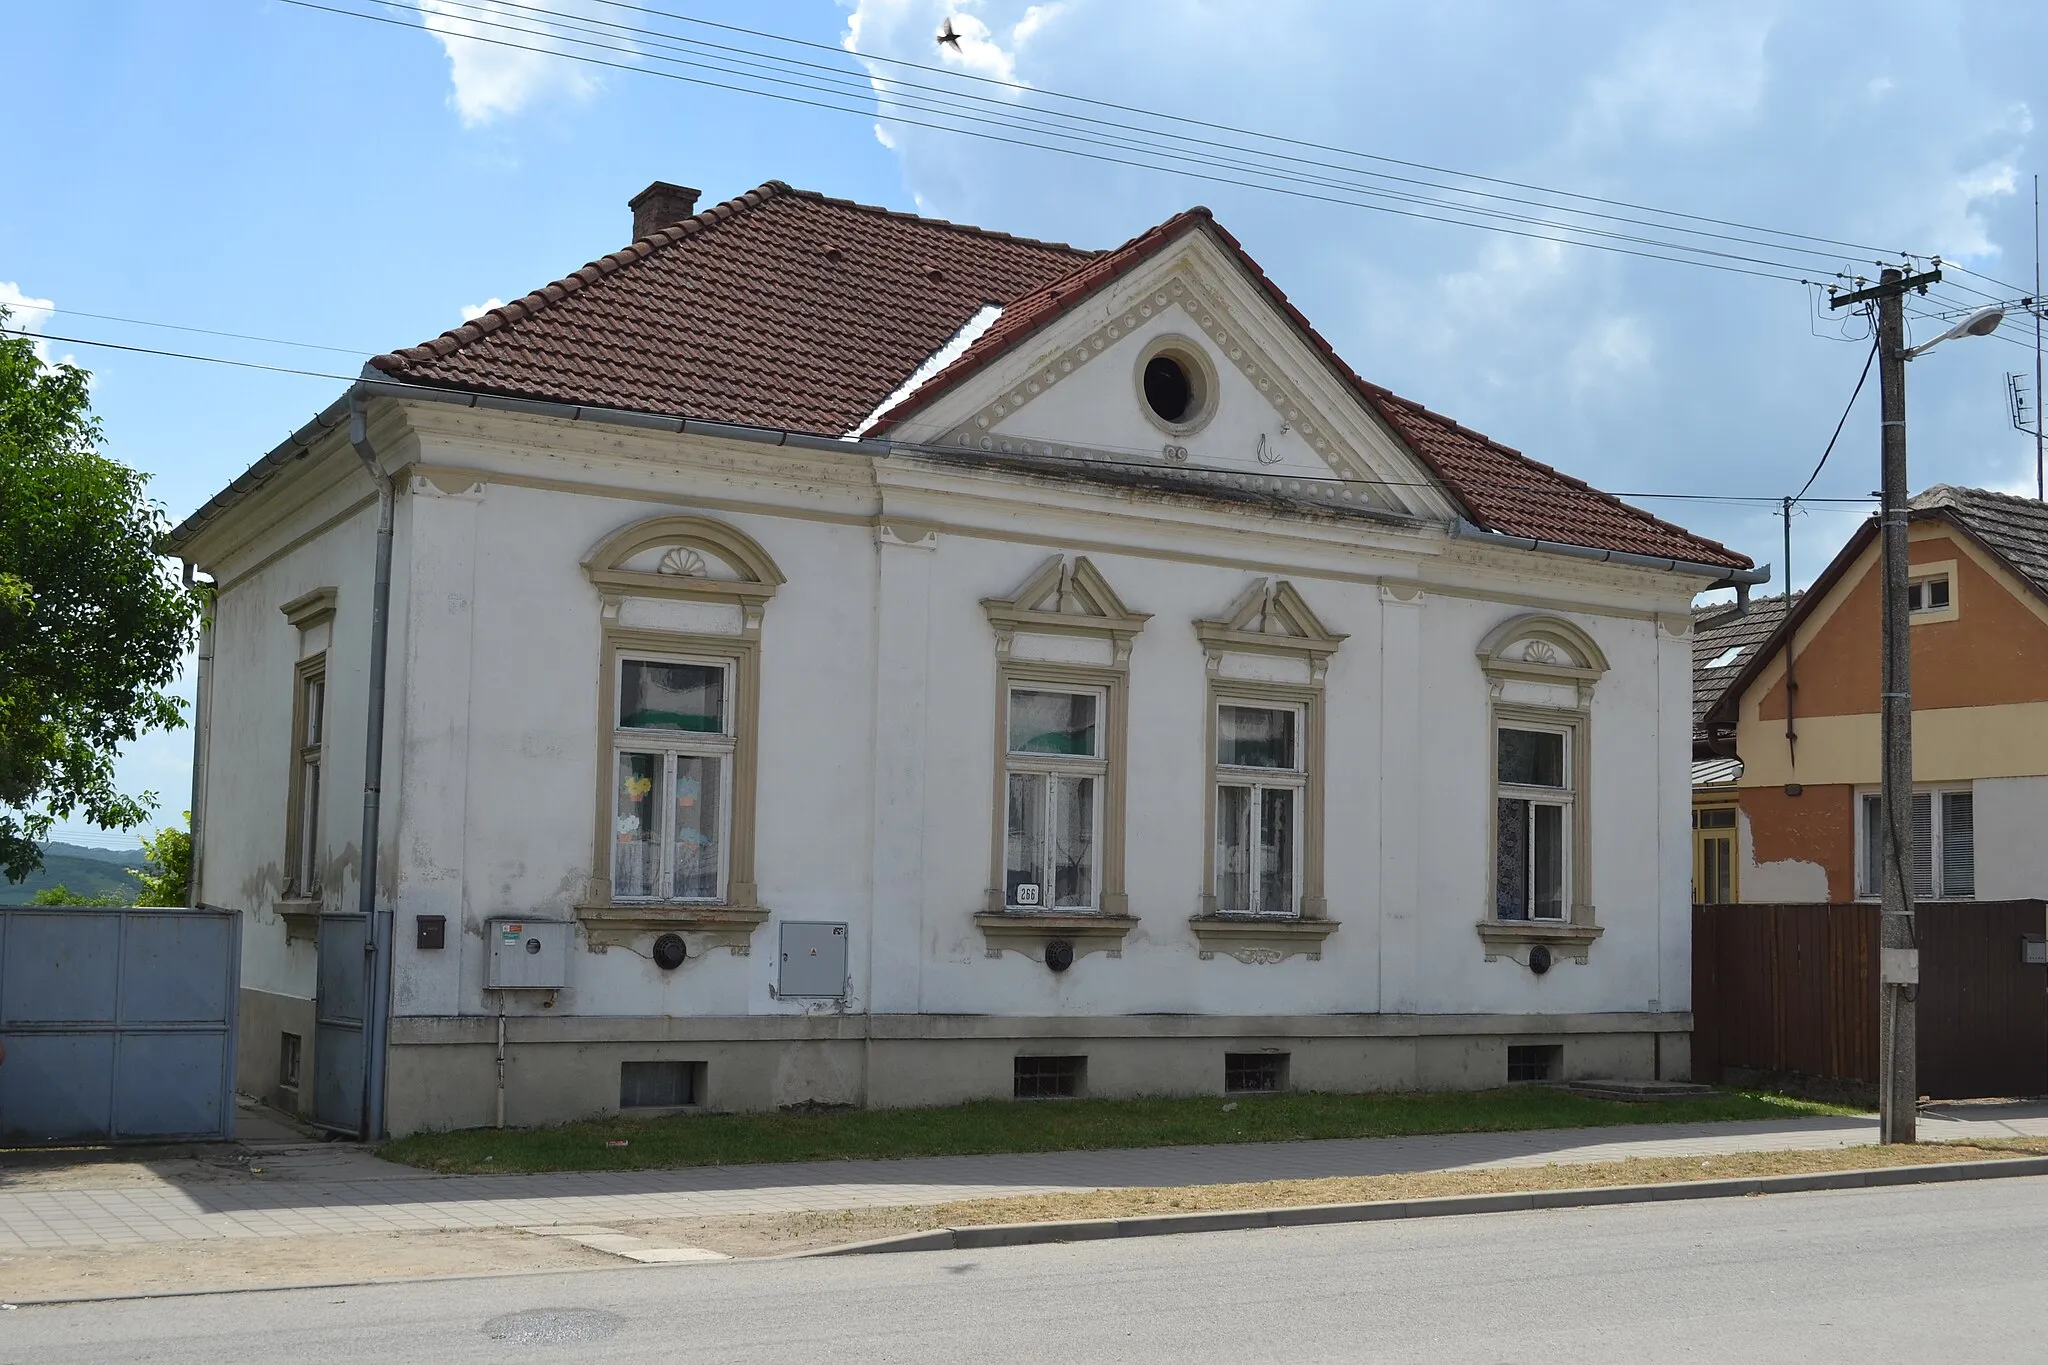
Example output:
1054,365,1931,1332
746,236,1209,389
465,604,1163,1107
983,555,1150,662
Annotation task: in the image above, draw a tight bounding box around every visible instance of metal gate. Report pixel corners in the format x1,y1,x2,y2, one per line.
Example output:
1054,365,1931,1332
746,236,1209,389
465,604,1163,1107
313,911,367,1135
0,906,240,1144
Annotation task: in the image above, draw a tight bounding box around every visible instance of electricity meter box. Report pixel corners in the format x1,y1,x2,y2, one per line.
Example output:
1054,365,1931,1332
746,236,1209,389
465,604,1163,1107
778,921,848,998
485,919,569,989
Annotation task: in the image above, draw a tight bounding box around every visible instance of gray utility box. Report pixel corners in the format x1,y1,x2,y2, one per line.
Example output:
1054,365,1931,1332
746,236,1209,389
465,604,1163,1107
485,919,570,990
778,921,848,998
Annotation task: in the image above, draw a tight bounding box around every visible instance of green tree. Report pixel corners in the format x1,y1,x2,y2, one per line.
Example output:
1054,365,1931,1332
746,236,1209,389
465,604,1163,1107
29,882,123,907
130,812,193,907
0,305,201,882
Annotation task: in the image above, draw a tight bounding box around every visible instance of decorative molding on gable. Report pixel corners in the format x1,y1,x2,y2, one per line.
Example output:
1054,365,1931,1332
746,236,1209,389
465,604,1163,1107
1195,578,1347,681
279,587,338,631
983,554,1151,663
583,513,785,632
936,264,1404,512
1476,612,1610,702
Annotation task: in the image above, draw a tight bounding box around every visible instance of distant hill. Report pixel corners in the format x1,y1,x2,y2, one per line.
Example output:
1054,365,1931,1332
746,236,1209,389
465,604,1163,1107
0,842,151,906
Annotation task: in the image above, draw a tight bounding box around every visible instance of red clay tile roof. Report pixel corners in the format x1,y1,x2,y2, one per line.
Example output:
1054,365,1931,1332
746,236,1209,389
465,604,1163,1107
372,181,1749,572
372,181,1094,435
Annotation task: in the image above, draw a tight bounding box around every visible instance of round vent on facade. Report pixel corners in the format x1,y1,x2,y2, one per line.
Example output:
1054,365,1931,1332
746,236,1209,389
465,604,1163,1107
1044,938,1075,973
1527,944,1552,975
653,933,688,971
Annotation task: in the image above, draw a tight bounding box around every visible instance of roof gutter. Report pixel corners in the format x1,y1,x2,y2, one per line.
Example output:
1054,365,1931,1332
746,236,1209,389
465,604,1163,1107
1451,519,1770,589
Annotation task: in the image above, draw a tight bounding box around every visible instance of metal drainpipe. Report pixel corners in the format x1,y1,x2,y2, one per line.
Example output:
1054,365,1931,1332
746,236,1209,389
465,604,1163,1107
183,564,213,908
347,390,398,1141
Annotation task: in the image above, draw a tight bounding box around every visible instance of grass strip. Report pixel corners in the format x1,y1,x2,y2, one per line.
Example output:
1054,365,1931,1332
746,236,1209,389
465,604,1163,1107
381,1087,1855,1174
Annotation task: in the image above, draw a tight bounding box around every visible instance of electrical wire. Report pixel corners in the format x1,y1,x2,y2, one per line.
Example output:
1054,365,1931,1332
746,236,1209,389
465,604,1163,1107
573,0,1974,276
438,0,1905,282
275,0,1910,288
1791,331,1880,506
3,324,1875,506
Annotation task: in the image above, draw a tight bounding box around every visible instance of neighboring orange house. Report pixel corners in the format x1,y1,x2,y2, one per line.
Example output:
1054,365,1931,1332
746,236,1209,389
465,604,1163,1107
1700,486,2048,904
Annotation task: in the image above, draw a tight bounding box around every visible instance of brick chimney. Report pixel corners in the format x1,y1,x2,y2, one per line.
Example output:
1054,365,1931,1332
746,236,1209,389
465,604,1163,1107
629,181,701,240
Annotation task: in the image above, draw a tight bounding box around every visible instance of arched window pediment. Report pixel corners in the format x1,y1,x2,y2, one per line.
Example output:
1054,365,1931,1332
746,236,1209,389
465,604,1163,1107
583,515,785,629
1476,613,1609,689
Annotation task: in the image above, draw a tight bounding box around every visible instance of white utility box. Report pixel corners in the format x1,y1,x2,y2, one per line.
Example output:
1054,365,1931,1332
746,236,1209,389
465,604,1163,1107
485,918,569,989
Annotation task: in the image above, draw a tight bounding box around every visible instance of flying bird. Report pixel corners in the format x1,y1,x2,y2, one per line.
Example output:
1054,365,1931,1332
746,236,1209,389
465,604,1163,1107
937,18,963,50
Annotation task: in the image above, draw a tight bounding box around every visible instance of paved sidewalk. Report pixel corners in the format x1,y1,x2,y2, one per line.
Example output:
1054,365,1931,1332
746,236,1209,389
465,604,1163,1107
3,1104,2044,1253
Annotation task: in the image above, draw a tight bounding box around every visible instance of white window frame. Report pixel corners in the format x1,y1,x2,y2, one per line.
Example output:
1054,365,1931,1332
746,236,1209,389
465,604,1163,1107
1494,721,1574,922
1213,700,1308,919
1002,685,1108,912
1855,785,1975,901
610,651,737,905
1906,560,1960,624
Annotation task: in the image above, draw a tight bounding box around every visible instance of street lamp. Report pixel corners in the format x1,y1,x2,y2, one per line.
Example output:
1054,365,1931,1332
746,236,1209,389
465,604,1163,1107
1905,305,2006,359
1829,270,2001,1143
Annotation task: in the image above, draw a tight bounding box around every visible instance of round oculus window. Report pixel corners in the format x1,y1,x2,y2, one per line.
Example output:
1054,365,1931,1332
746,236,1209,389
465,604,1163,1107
1143,354,1195,424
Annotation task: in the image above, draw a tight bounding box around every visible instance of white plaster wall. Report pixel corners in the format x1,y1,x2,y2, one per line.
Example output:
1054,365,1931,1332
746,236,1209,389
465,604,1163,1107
195,477,400,1006
366,450,1687,1027
1973,775,2048,901
383,475,882,1023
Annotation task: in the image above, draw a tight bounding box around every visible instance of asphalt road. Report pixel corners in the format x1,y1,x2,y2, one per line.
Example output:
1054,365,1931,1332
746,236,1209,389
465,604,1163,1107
9,1177,2048,1363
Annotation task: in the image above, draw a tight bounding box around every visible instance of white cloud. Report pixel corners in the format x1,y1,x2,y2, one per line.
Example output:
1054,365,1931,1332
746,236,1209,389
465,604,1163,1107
415,0,614,127
1,281,61,365
1565,316,1653,403
1581,7,1774,142
460,297,507,322
843,2,1070,102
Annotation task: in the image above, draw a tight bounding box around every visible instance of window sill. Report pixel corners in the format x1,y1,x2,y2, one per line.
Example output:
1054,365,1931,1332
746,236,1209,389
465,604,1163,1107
576,903,769,956
274,899,321,944
1189,915,1339,964
974,911,1139,963
1476,919,1603,964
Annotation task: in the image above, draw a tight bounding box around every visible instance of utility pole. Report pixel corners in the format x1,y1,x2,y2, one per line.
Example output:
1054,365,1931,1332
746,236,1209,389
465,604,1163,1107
1830,265,1939,1144
2035,173,2043,501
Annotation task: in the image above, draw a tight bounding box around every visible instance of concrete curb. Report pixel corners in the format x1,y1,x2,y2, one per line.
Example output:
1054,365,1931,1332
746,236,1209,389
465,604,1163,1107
792,1155,2048,1257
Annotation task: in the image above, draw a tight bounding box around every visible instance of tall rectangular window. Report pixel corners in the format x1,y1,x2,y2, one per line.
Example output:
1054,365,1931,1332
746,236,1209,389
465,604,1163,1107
1495,726,1571,921
1214,703,1304,917
284,661,326,899
1860,788,1974,899
1004,688,1103,910
613,656,734,903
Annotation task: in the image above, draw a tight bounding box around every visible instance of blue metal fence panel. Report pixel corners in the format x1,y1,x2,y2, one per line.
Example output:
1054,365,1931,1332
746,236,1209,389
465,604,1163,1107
0,906,240,1145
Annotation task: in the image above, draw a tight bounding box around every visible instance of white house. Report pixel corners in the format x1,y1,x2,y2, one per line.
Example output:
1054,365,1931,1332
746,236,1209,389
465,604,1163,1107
168,180,1763,1136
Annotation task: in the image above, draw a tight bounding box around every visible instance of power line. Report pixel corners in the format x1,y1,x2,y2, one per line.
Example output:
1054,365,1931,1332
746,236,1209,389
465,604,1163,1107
1791,330,1880,505
275,0,1885,288
3,324,1872,507
13,304,373,357
572,0,1964,274
435,0,1901,281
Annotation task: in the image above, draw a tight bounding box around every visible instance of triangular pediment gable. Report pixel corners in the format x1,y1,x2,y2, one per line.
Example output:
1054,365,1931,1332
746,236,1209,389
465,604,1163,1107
887,227,1459,521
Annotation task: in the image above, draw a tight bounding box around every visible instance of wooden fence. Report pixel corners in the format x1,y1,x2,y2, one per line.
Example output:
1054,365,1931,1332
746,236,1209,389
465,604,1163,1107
1692,900,2048,1099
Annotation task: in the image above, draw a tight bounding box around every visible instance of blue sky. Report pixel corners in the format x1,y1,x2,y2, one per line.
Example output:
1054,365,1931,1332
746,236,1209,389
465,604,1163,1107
7,0,2047,844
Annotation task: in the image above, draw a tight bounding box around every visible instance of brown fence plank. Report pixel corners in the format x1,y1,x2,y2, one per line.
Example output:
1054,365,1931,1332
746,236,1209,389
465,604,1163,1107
1693,901,2043,1096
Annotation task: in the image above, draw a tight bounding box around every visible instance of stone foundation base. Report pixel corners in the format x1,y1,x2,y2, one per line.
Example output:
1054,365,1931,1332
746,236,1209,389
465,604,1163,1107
381,1012,1692,1136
